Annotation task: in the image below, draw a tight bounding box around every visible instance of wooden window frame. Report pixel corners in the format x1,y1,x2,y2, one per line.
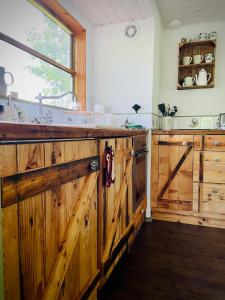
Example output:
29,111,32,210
0,0,86,110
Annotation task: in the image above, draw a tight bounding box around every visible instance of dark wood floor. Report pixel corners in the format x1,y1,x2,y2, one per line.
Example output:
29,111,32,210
101,220,225,300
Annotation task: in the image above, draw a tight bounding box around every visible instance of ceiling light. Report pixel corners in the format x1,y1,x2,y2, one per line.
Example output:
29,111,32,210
169,19,182,28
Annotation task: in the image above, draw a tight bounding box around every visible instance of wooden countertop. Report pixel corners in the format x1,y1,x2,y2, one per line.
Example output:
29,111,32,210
152,129,225,135
0,122,148,142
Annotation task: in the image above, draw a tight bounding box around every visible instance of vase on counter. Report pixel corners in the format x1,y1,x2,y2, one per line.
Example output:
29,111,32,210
162,116,173,130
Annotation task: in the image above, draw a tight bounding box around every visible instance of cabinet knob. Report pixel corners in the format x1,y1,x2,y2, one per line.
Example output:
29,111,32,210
212,188,218,194
182,141,187,146
213,140,220,146
89,160,99,172
213,157,221,162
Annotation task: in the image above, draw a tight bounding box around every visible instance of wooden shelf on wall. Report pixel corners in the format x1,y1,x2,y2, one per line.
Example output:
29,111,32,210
179,39,216,49
179,62,215,69
178,39,216,90
177,83,214,90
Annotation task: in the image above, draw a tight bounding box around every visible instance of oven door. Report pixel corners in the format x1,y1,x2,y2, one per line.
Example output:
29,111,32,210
132,149,147,212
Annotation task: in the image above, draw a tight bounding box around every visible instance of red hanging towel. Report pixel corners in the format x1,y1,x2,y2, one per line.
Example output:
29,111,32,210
103,143,115,187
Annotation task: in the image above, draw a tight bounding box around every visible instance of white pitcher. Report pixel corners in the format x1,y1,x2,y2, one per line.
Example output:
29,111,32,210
195,69,211,86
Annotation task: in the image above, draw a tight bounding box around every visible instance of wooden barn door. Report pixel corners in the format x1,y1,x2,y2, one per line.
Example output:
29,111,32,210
157,135,194,211
98,138,133,274
1,140,100,300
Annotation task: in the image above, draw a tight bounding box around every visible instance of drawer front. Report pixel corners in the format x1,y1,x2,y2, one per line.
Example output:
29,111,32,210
201,183,225,214
203,152,225,183
204,135,225,151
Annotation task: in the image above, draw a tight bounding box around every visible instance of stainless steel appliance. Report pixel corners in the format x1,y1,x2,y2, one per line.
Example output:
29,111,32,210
132,135,147,212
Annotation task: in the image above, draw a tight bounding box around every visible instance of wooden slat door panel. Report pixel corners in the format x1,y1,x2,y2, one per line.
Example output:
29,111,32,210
99,138,133,266
157,135,193,211
15,140,99,300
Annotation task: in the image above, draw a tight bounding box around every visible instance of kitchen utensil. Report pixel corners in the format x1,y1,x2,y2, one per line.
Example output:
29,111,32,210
195,69,211,86
0,66,14,97
183,76,195,87
158,103,166,116
183,56,192,65
193,54,204,64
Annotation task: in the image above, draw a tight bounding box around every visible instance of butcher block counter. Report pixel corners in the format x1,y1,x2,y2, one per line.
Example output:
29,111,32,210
0,122,148,141
0,122,147,300
152,129,225,135
151,129,225,231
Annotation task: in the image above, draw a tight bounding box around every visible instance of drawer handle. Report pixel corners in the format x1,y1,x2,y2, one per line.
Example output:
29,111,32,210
213,140,220,146
213,157,221,162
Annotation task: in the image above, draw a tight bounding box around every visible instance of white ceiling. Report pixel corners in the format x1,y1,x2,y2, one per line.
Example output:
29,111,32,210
155,0,225,27
71,0,153,26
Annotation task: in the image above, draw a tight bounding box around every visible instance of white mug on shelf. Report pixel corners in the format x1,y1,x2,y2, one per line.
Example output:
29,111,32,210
205,53,214,63
198,32,208,40
183,76,195,87
193,54,204,64
183,56,192,65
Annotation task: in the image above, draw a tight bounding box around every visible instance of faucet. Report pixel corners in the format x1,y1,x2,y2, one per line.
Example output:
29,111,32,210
36,93,43,116
35,91,78,104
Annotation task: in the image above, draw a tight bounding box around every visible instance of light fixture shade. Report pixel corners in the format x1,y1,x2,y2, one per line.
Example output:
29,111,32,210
169,19,182,28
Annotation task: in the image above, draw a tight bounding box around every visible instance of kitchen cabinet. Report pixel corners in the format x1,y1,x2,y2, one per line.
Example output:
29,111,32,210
151,131,225,229
98,137,146,282
152,134,194,211
0,127,148,300
0,140,100,300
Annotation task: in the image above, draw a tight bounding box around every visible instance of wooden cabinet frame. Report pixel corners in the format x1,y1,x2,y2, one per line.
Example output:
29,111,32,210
151,133,225,230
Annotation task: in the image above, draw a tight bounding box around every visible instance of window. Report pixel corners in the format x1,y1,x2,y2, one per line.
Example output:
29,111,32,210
0,0,84,109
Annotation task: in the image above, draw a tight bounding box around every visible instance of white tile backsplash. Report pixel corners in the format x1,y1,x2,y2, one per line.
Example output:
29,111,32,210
0,97,220,130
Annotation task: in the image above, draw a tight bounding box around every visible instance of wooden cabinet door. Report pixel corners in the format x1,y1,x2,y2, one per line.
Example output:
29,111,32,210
98,138,133,268
2,140,99,300
154,135,194,211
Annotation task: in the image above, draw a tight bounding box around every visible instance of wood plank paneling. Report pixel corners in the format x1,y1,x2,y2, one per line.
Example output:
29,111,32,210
2,156,100,207
18,195,45,300
151,135,159,208
1,204,20,300
17,144,44,172
0,145,17,176
43,172,99,300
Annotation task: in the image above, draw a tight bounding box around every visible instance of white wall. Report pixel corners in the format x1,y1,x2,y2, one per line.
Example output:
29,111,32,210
160,20,225,116
151,0,163,115
91,18,155,114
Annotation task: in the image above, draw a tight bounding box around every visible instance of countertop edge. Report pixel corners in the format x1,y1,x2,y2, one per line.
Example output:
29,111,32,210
0,123,148,142
152,129,225,135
